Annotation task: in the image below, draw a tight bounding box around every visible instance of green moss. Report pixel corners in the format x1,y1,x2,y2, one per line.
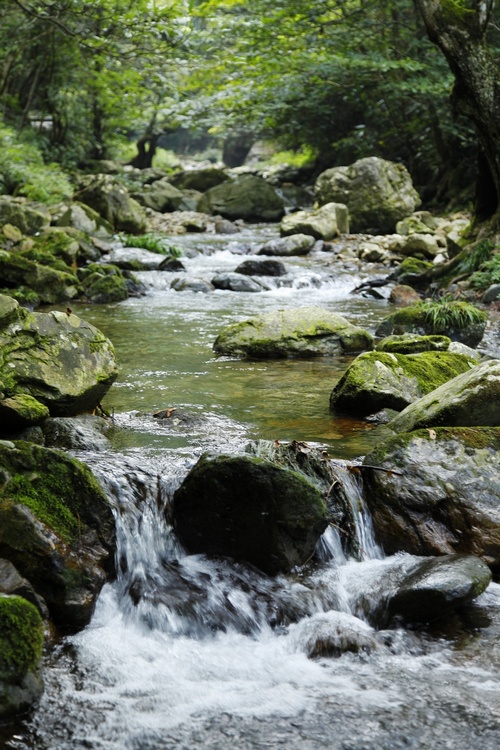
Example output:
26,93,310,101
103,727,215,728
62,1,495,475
394,351,476,393
0,595,43,681
376,334,451,354
85,274,128,303
0,441,109,543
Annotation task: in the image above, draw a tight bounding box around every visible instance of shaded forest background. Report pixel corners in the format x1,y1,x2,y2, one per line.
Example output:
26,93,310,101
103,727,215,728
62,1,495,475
1,0,499,213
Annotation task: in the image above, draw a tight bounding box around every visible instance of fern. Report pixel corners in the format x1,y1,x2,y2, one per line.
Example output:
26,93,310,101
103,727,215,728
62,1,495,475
418,298,487,331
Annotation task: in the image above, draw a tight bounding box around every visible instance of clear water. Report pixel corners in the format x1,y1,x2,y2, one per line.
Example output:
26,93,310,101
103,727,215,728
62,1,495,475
5,226,500,750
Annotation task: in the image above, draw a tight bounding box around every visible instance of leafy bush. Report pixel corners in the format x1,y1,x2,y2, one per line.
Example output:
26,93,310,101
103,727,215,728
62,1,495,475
0,121,73,203
418,298,487,331
469,253,500,290
118,233,182,257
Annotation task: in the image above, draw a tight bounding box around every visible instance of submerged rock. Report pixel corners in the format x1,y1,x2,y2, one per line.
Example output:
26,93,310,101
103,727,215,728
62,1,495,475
0,441,116,630
362,427,500,570
0,594,44,719
213,306,373,359
315,157,420,233
329,350,476,416
0,295,118,429
172,454,328,575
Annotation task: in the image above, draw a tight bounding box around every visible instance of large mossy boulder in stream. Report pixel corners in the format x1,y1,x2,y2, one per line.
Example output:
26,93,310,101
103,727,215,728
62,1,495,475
197,175,285,221
0,249,80,305
329,350,477,416
314,157,420,234
0,196,50,235
0,295,118,432
0,594,44,719
386,359,500,434
213,306,373,358
77,174,148,233
0,441,115,631
172,454,328,575
362,427,500,572
375,300,487,348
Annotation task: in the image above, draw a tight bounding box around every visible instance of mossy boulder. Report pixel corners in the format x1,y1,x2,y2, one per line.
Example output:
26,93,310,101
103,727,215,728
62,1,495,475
214,306,373,359
376,334,451,354
362,427,500,571
197,175,285,221
172,454,328,575
54,201,113,237
0,441,115,630
390,257,433,286
0,250,80,305
79,264,130,303
314,157,420,233
0,197,50,235
386,359,500,434
170,167,230,192
132,178,185,213
0,394,50,431
329,350,476,416
280,203,349,240
0,594,44,719
375,301,487,348
0,295,118,426
77,175,148,233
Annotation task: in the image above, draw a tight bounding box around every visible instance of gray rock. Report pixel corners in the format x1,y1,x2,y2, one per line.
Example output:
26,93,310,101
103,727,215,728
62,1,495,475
132,178,184,212
235,259,286,276
482,284,500,303
170,167,230,192
362,427,500,568
211,272,263,292
280,203,349,240
0,559,48,618
213,306,373,358
258,233,315,257
197,175,285,221
41,415,112,452
54,201,113,237
315,157,420,233
171,277,214,293
78,175,148,233
0,196,50,235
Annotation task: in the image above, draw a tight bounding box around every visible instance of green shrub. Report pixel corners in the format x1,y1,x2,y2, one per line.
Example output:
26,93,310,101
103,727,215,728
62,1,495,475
118,232,182,257
0,121,73,203
418,298,487,331
456,240,494,275
469,253,500,290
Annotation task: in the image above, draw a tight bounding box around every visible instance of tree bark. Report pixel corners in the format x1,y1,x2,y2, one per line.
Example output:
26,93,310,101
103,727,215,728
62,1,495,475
129,132,158,169
415,0,500,220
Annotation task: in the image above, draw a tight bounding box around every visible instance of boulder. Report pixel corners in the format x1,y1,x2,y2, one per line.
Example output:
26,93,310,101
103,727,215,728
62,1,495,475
80,265,130,303
386,359,500,434
329,350,476,416
0,594,44,719
77,175,148,233
375,302,487,348
292,611,378,658
0,197,50,235
169,167,230,192
132,178,184,212
40,415,112,452
0,295,118,425
172,454,328,575
388,285,421,307
280,203,349,240
54,201,113,237
100,246,168,271
362,427,500,570
258,233,315,257
375,334,451,354
0,560,48,618
399,233,443,259
211,272,263,292
213,306,373,358
389,257,433,286
0,441,115,630
0,394,50,431
235,259,286,277
171,277,214,293
314,157,420,233
0,250,80,305
396,211,440,235
197,175,285,221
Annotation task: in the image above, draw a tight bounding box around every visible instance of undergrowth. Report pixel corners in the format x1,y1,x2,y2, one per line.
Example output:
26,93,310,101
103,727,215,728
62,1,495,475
418,298,487,331
119,233,182,257
469,253,500,290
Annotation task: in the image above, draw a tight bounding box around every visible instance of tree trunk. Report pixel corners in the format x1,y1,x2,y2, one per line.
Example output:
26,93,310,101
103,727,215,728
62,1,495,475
128,132,158,169
415,0,500,220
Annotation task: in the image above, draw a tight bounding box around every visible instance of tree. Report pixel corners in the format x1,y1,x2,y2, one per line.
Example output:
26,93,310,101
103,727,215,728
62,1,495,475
415,0,500,220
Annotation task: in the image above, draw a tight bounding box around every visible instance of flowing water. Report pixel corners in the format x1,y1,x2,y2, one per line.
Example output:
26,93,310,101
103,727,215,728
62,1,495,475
5,226,500,749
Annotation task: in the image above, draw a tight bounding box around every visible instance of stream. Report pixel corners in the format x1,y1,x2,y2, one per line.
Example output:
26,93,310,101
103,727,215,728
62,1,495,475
5,225,500,749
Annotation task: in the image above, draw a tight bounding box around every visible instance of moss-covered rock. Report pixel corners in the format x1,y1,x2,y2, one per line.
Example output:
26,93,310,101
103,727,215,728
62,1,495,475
54,201,113,237
77,175,148,233
131,178,184,213
386,359,500,433
314,157,420,233
0,441,115,630
362,427,500,571
172,453,328,575
375,300,487,348
197,175,285,221
0,296,118,423
0,394,49,431
169,167,230,192
0,250,80,305
0,594,44,719
280,203,349,240
389,256,433,286
0,197,50,235
214,306,373,359
329,350,476,416
376,334,451,354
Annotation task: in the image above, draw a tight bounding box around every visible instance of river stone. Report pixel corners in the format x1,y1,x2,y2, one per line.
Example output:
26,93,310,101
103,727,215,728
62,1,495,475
376,334,451,354
0,197,50,235
101,246,167,271
399,233,443,259
40,415,112,452
258,234,315,257
314,157,420,233
280,203,349,240
388,285,422,307
0,559,48,618
211,272,263,293
170,167,230,192
0,296,118,421
293,611,378,658
0,394,50,432
235,259,286,277
0,250,80,305
329,351,476,416
78,175,148,233
54,201,113,237
197,175,285,221
132,178,184,213
0,441,115,630
375,303,487,348
213,306,373,359
171,277,214,293
386,360,500,433
362,427,500,569
0,594,44,719
172,454,328,575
